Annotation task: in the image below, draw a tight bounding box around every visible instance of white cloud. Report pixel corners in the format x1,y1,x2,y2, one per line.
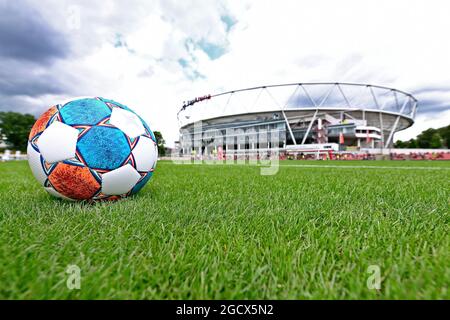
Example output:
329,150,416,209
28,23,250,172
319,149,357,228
12,0,450,145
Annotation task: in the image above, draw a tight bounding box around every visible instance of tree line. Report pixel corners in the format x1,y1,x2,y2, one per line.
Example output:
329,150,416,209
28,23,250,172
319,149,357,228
1,111,447,152
394,125,450,149
0,111,166,154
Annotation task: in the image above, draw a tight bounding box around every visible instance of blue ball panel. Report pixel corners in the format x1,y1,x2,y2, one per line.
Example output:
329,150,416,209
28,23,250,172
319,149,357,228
60,98,111,125
77,126,131,170
131,172,153,195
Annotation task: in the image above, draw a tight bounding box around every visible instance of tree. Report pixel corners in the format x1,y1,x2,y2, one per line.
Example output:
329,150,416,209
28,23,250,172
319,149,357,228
430,133,443,148
394,124,449,149
0,112,36,151
394,140,407,148
153,131,166,156
437,125,450,148
416,128,437,148
407,138,418,148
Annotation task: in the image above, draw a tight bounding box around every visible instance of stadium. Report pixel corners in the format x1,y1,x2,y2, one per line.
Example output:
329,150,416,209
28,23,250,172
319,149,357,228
177,83,418,159
2,0,450,303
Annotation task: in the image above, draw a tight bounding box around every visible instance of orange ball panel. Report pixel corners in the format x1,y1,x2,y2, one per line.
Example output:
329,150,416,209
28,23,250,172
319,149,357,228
48,163,100,200
29,106,59,141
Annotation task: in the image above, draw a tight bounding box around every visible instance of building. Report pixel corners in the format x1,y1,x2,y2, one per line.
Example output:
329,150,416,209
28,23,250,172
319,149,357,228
178,83,417,157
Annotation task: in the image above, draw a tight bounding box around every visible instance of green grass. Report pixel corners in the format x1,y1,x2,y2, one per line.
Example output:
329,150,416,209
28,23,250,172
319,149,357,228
0,160,449,299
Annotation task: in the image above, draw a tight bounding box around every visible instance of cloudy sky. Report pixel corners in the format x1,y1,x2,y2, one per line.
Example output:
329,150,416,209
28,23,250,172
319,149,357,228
1,0,449,146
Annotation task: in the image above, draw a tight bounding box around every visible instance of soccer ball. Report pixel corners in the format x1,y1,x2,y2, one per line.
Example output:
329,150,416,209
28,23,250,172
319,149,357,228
27,97,158,201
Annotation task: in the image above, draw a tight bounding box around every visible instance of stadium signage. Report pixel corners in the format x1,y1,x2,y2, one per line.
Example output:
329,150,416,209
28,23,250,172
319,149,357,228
182,94,211,109
286,143,339,152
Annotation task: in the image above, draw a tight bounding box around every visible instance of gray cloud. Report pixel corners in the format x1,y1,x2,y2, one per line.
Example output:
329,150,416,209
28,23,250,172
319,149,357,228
0,1,75,113
415,98,450,115
409,85,450,115
0,1,69,64
411,85,450,96
0,59,69,96
0,94,46,115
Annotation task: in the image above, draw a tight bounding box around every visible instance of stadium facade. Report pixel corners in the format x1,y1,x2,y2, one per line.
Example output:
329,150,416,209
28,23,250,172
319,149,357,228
177,83,417,158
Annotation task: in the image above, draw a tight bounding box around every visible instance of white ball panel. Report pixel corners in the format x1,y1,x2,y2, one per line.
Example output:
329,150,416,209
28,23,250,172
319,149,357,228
37,121,79,163
27,143,47,186
109,107,145,138
153,143,158,169
132,136,158,172
101,164,141,195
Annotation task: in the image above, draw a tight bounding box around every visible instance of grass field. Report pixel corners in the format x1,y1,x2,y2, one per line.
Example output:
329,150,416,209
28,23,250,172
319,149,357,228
0,160,449,299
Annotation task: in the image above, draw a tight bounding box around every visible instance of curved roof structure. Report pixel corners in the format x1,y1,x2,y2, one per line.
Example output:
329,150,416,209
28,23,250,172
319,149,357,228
178,83,418,148
179,82,417,122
